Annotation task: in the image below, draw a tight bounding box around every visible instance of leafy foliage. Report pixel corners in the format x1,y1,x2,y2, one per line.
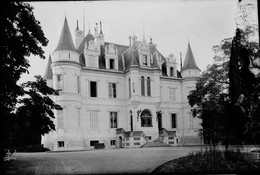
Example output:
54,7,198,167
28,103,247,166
188,26,260,146
0,2,48,115
9,76,62,146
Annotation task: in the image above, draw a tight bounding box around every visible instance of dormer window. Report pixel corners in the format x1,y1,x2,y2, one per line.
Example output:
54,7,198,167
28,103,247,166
170,67,174,76
69,53,70,58
89,56,95,67
143,55,148,66
110,59,115,69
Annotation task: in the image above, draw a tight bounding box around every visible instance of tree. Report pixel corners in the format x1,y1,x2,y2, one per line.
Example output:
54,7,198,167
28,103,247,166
188,45,230,146
188,26,260,147
0,2,48,167
0,2,48,116
8,76,62,147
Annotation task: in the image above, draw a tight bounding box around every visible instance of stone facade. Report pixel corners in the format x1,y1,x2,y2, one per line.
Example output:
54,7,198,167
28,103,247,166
42,17,202,151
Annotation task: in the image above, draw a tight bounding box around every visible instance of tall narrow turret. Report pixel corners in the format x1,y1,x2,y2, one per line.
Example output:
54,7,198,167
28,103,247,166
53,17,79,63
181,42,200,77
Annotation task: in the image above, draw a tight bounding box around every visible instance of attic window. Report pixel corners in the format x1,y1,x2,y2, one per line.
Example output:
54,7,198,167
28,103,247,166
143,55,148,66
110,59,115,69
170,67,174,76
69,53,70,58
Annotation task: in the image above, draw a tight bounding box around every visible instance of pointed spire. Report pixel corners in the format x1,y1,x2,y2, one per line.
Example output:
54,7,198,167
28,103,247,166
43,54,53,80
142,22,146,42
88,23,90,34
100,21,103,34
55,17,77,52
182,42,200,71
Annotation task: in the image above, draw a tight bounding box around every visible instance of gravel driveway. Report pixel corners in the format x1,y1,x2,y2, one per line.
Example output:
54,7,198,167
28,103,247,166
4,146,202,174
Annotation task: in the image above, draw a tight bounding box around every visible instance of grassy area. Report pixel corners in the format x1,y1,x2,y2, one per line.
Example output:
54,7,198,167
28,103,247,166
152,149,260,174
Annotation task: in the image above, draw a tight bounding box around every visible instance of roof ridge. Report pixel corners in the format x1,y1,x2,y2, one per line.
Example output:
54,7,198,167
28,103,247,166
105,41,129,48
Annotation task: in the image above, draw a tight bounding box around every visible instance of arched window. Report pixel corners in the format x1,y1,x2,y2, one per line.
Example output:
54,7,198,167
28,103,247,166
141,109,152,127
141,76,145,96
147,77,151,97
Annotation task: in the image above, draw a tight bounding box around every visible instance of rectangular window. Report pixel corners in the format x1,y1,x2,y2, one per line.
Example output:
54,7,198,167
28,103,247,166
187,86,194,95
57,109,64,128
110,140,116,146
77,76,80,93
89,111,98,129
90,81,97,97
57,74,63,91
110,112,117,128
134,137,140,140
170,89,176,101
143,55,147,66
89,56,95,67
90,140,99,146
171,113,177,128
108,83,117,98
58,141,64,148
134,142,140,145
170,67,174,76
109,59,115,69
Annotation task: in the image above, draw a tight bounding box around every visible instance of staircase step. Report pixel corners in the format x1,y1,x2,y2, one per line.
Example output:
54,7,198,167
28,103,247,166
141,142,171,148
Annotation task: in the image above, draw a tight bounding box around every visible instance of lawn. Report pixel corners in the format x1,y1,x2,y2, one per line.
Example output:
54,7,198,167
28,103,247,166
152,149,260,174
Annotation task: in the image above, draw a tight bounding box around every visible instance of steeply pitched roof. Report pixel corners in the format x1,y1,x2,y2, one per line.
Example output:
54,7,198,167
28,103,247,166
43,55,53,80
55,17,77,52
77,32,95,53
182,42,200,71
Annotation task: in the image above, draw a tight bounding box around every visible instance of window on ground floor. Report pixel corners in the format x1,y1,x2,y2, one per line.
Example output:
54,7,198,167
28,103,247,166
90,140,99,146
58,141,64,148
110,140,116,146
141,109,153,127
171,113,177,128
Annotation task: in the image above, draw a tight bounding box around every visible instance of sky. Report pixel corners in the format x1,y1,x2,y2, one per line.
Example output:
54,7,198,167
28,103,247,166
20,0,239,84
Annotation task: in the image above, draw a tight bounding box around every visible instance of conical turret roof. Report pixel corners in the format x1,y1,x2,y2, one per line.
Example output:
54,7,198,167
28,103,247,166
55,17,77,52
43,55,53,80
182,42,200,71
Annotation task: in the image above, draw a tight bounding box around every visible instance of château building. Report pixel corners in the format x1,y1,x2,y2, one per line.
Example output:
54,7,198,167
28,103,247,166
42,17,202,151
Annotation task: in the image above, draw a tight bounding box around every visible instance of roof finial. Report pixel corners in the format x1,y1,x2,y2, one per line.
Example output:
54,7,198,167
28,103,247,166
142,21,146,42
88,23,90,34
100,21,103,34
